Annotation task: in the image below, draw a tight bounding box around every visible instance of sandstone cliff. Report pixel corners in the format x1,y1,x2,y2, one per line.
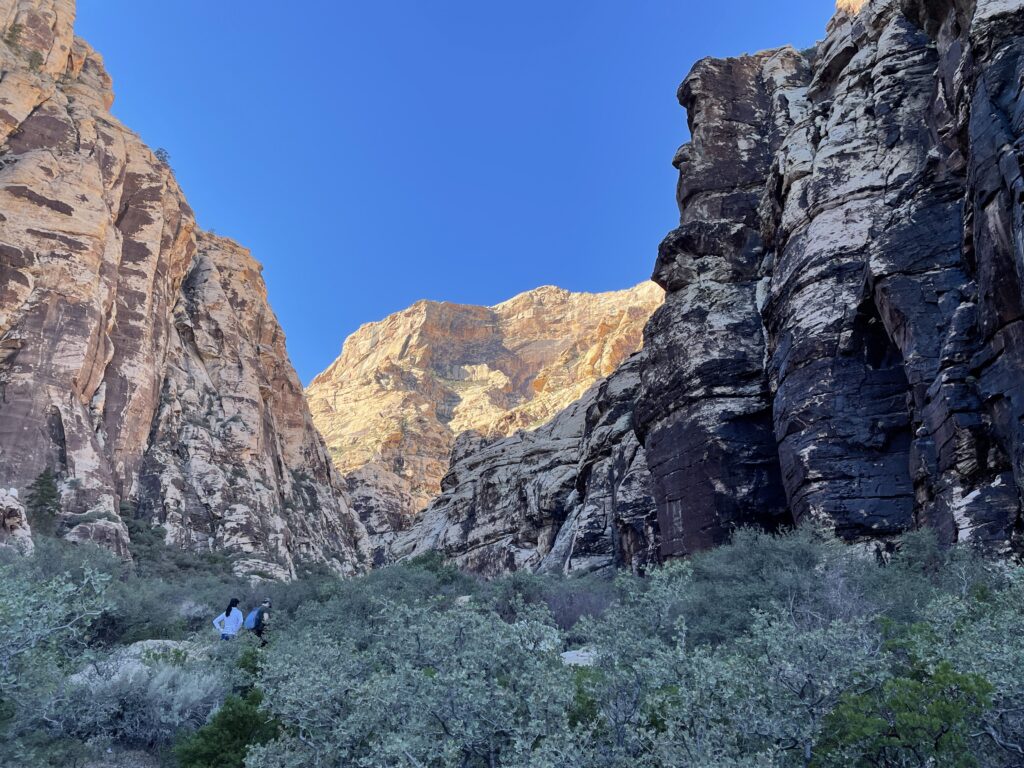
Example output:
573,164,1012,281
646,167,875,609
393,354,658,576
638,0,1024,557
0,0,365,577
306,283,662,560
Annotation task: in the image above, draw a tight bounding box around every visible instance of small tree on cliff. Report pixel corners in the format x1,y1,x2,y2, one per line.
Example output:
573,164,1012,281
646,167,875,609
25,469,61,536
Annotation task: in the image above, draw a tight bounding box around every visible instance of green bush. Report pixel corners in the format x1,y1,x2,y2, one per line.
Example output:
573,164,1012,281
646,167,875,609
819,661,992,767
5,524,1024,767
175,689,278,768
4,22,23,48
680,524,853,646
0,563,110,763
25,468,61,536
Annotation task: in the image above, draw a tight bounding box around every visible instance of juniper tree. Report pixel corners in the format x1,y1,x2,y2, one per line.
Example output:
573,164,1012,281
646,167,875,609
25,468,61,535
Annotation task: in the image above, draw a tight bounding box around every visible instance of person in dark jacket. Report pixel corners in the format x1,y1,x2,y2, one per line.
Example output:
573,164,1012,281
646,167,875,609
252,598,271,646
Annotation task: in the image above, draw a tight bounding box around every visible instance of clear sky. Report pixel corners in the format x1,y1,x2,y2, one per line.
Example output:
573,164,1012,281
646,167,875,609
75,1,835,383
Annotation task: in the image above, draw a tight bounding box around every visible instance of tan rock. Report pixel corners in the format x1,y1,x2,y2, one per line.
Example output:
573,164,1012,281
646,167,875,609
0,0,366,576
393,353,659,576
306,282,662,557
835,0,866,14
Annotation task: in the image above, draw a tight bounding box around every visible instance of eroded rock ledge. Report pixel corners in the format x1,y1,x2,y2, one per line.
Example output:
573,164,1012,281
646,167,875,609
307,283,661,562
394,354,658,576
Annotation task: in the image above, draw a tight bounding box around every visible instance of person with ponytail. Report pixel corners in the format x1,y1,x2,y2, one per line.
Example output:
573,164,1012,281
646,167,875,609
212,597,244,640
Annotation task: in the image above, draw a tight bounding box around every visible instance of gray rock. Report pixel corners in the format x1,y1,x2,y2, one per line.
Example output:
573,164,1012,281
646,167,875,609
394,355,658,576
640,0,1024,554
0,488,33,553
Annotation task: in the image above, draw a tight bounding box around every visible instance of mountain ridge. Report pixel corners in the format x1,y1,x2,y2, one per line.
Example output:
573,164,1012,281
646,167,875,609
305,280,662,561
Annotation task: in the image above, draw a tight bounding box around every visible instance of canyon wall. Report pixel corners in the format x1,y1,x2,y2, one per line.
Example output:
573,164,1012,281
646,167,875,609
306,283,661,561
638,0,1024,558
393,354,658,576
410,0,1024,574
0,0,366,577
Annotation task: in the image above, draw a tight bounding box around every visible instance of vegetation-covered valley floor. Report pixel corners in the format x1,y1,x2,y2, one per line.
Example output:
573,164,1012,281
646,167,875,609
2,524,1023,767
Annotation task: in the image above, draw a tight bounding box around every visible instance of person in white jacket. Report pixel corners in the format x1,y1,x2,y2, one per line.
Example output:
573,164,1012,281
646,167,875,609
212,597,244,640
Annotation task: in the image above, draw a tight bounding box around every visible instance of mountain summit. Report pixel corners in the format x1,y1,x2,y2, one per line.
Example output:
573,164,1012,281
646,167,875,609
306,282,662,558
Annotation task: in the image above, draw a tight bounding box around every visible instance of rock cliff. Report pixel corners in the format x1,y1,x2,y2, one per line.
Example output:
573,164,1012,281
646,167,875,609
0,0,365,577
306,283,661,560
407,0,1024,573
638,0,1024,557
393,354,658,576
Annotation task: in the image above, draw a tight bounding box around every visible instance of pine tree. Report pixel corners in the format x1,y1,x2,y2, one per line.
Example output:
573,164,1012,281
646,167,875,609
25,468,61,535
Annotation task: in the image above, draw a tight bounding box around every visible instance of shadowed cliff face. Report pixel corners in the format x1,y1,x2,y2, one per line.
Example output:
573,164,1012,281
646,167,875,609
306,283,662,561
394,354,659,576
372,0,1024,575
639,0,1024,557
634,49,804,557
0,0,366,577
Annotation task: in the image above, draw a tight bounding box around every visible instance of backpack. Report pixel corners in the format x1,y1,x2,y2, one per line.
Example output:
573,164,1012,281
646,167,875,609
244,608,260,630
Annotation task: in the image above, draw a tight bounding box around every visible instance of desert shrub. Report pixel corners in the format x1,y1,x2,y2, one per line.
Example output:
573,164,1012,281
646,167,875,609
48,643,228,749
4,22,23,48
0,563,110,764
862,529,998,625
175,689,278,768
818,659,992,767
125,518,236,581
250,598,572,767
680,525,858,646
0,534,120,579
907,568,1024,763
6,523,1024,767
566,564,690,764
538,573,617,635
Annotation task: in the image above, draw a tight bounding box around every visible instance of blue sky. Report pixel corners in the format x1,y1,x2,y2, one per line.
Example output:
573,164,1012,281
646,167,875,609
76,1,835,383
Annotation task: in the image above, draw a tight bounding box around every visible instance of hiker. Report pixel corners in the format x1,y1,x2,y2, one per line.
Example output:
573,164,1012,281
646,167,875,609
212,597,244,640
245,598,272,646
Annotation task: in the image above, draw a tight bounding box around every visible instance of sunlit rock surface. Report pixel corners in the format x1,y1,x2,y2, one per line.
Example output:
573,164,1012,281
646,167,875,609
394,354,658,576
0,0,366,576
307,283,662,560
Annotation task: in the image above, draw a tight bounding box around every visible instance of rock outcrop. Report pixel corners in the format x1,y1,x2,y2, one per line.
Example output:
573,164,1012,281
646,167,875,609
638,0,1024,557
394,354,658,576
405,0,1024,573
307,283,662,560
0,0,365,577
0,488,32,553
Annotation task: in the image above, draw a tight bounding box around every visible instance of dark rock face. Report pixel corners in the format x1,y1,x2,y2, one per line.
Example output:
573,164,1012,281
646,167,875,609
640,0,1024,556
634,51,803,558
394,355,659,577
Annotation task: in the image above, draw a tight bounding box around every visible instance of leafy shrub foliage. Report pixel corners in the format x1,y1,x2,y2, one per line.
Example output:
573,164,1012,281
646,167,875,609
2,526,1023,767
175,690,278,768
